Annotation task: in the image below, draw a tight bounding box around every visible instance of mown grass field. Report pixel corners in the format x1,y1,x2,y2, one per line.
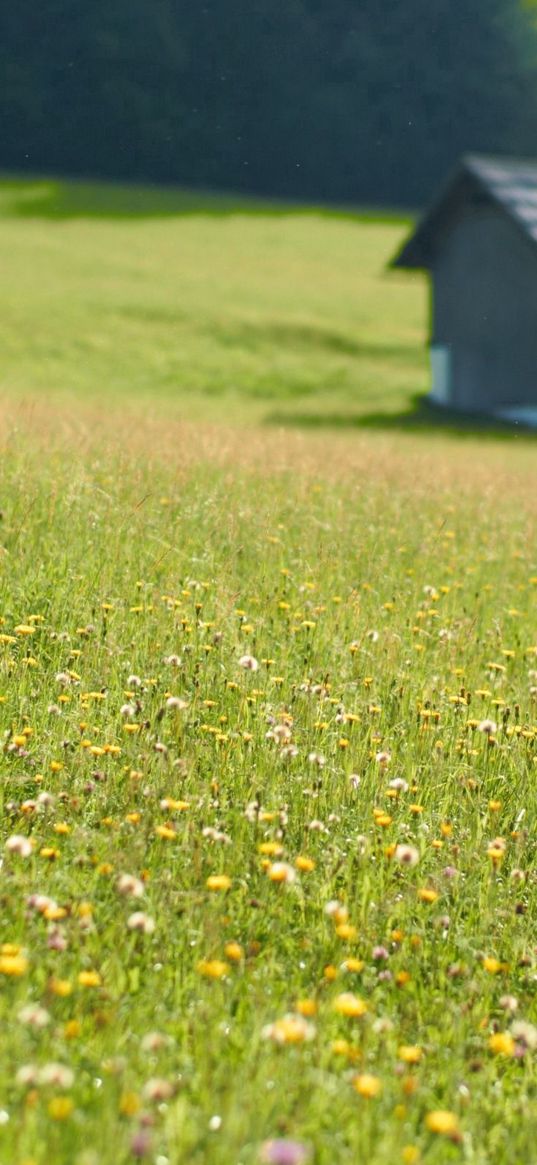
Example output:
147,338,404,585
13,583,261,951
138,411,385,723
0,178,537,1165
0,176,427,424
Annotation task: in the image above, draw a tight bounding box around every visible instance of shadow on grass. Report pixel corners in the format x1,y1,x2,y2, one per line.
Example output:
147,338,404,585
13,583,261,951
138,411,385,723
266,395,537,439
0,174,413,223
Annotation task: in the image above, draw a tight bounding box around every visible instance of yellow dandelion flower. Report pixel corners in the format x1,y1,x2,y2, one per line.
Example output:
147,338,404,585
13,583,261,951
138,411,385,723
483,956,503,974
295,856,315,872
353,1074,382,1098
398,1045,422,1064
489,1032,515,1056
206,874,232,892
48,1097,74,1121
425,1111,461,1140
417,888,438,904
155,825,177,841
119,1091,141,1116
401,1147,420,1164
333,993,367,1018
78,970,101,988
296,999,317,1017
197,960,229,980
331,1039,361,1061
0,953,28,976
49,978,72,997
224,942,243,962
262,1014,316,1044
341,958,365,973
335,923,358,941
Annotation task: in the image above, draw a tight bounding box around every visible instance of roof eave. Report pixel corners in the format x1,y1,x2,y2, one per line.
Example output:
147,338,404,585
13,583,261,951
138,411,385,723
387,157,484,271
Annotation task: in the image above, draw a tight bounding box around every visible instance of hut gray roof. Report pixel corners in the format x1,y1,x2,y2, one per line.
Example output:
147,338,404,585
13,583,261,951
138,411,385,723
392,154,537,270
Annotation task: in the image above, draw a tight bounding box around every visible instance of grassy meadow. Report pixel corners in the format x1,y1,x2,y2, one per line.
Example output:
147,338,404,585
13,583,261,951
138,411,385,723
0,177,537,1165
0,176,427,423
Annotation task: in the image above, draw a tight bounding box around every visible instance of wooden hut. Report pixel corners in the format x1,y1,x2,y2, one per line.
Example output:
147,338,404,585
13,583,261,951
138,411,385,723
391,154,537,424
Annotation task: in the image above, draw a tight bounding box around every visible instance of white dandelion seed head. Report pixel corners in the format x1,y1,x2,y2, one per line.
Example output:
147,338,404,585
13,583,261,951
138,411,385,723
393,843,420,868
238,654,259,671
127,911,155,935
6,835,33,857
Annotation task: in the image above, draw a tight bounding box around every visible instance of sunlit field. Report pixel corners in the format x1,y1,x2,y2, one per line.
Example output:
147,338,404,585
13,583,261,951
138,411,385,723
1,180,537,1165
0,176,427,424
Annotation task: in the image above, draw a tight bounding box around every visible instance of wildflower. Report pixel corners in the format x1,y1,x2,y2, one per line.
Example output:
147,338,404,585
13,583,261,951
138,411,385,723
353,1074,382,1098
262,1014,316,1044
335,923,358,941
49,978,72,997
341,958,364,973
142,1077,174,1102
78,970,101,987
119,1091,141,1116
417,888,438,904
5,835,33,857
259,842,283,856
47,929,68,952
127,912,155,935
0,953,28,976
267,862,297,884
39,1063,74,1088
155,825,177,840
401,1147,420,1164
333,993,367,1018
18,1005,50,1028
140,1031,171,1052
48,1097,74,1120
489,1032,515,1057
511,1021,537,1050
477,719,497,736
499,995,519,1013
206,874,232,891
398,1045,422,1064
130,1130,153,1158
16,1065,39,1087
224,942,244,962
295,856,315,873
260,1140,311,1165
197,960,229,979
239,655,259,671
424,1110,461,1140
325,900,348,923
483,956,503,974
166,696,188,710
394,844,419,867
296,999,317,1017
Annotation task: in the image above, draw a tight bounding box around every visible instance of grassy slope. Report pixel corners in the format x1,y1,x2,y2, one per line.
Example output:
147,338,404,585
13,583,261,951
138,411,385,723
0,176,427,422
0,401,536,1165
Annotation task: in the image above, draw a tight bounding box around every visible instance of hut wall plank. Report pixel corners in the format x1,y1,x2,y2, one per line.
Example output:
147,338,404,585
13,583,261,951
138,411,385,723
431,206,537,410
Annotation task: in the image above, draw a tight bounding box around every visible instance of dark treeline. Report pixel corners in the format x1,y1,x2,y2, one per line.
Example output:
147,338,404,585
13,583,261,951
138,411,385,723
3,0,537,207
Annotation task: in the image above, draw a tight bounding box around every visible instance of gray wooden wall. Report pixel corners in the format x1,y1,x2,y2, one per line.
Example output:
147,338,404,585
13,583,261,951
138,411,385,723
431,205,537,410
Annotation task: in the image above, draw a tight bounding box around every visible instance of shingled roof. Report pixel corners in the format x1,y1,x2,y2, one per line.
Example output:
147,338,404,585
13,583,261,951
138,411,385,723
392,154,537,270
